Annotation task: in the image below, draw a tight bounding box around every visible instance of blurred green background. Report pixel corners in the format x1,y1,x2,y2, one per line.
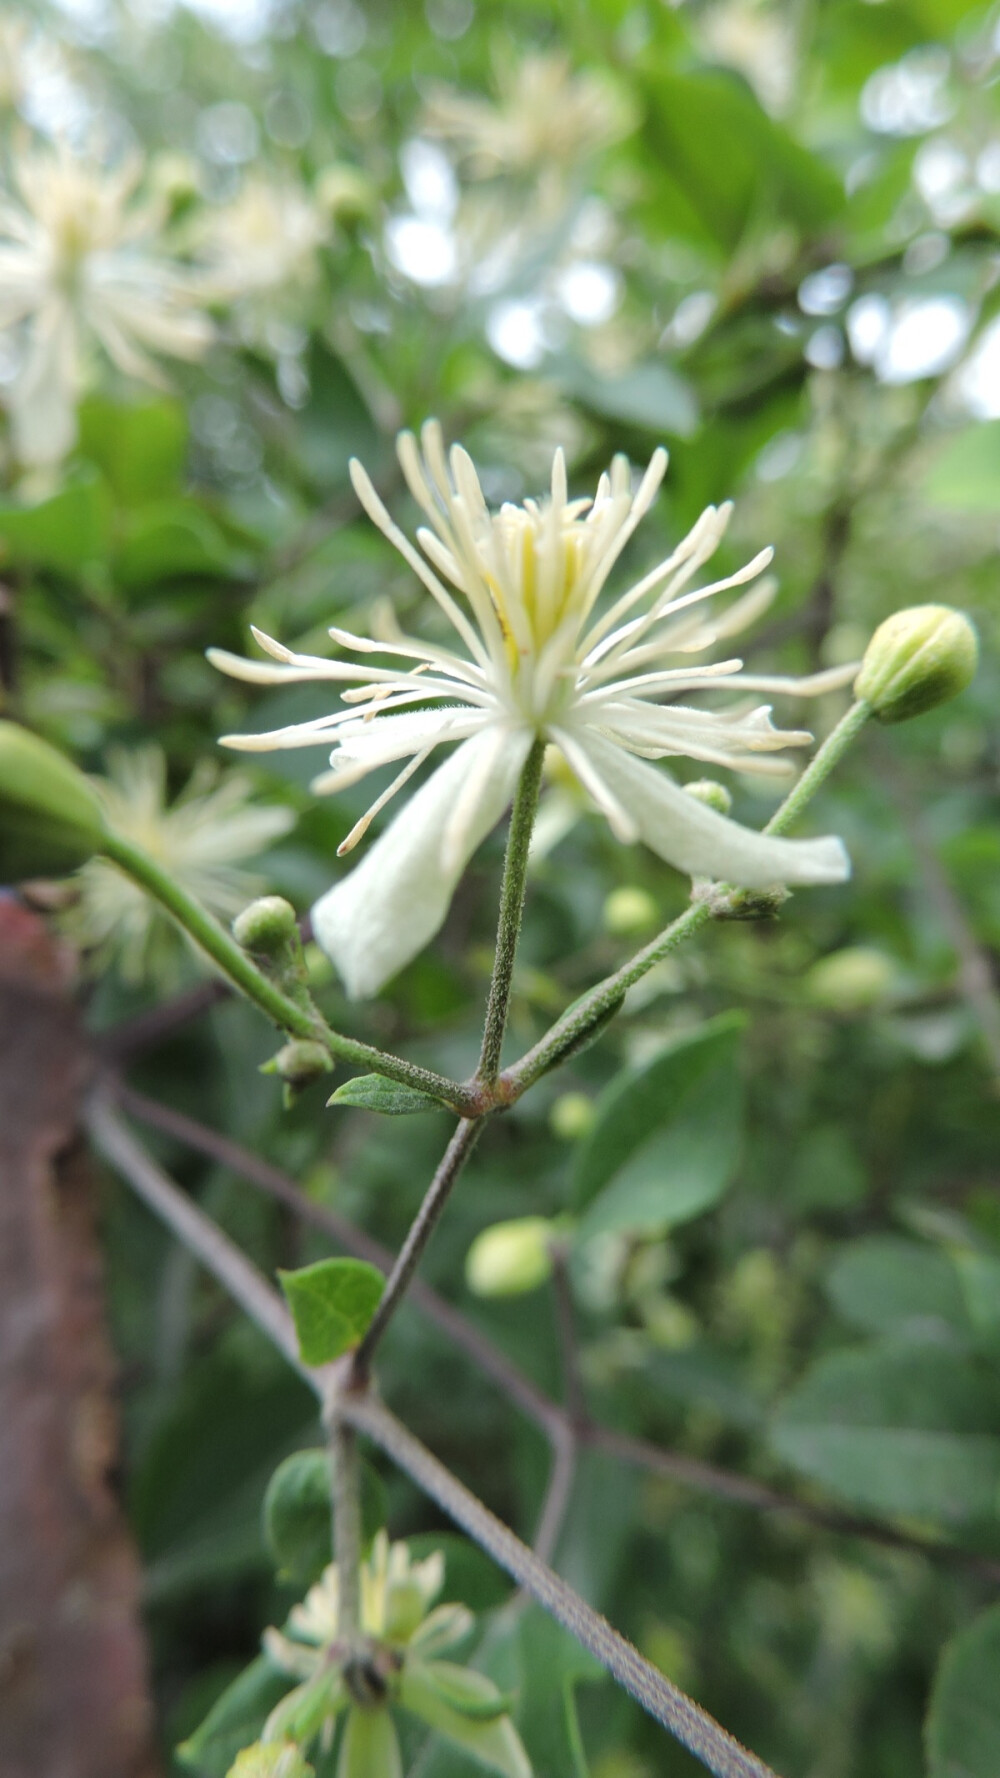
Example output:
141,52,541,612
2,0,999,1774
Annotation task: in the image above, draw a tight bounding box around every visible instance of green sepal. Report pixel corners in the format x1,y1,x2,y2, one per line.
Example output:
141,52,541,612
336,1704,403,1778
400,1664,532,1777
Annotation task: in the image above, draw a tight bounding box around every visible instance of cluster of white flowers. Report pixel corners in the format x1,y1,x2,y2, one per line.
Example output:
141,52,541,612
0,147,212,464
212,424,853,998
423,53,633,181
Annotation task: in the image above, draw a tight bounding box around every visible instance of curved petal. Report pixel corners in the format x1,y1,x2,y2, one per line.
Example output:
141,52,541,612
311,726,532,998
566,728,850,888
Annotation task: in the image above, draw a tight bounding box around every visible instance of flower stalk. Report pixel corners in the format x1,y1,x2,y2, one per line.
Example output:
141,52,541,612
478,737,546,1086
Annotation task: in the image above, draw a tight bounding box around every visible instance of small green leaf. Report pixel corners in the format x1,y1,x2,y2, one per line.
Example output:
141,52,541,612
278,1259,384,1366
327,1073,448,1115
926,1603,1000,1778
177,1657,292,1778
263,1448,386,1585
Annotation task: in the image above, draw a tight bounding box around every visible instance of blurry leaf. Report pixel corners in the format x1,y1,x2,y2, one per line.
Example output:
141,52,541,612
771,1342,1000,1521
0,472,112,576
78,394,188,503
926,1603,1000,1778
279,1258,384,1365
825,1237,970,1339
551,354,699,437
115,499,247,588
573,1014,744,1238
923,425,1000,513
638,67,843,251
176,1655,291,1778
951,1249,1000,1340
263,1448,386,1585
327,1074,448,1115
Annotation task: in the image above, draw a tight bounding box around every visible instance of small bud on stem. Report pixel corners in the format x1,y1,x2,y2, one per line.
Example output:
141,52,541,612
855,604,978,723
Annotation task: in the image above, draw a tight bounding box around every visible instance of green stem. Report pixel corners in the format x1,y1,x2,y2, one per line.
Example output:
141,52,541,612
329,1419,362,1644
477,739,546,1085
98,830,477,1114
503,701,871,1096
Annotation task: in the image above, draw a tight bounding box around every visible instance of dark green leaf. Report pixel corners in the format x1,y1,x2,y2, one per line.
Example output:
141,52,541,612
278,1258,385,1365
825,1237,971,1339
926,1604,1000,1778
263,1448,386,1585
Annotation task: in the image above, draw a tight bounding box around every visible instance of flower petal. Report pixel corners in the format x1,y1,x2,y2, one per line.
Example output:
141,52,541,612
311,728,532,997
566,728,849,887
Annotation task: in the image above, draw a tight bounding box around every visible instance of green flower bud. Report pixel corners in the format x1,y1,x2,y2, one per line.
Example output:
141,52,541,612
465,1217,556,1298
262,1040,333,1089
683,778,733,815
0,720,106,876
854,605,978,723
806,946,895,1013
233,896,299,954
549,1092,596,1142
603,885,658,936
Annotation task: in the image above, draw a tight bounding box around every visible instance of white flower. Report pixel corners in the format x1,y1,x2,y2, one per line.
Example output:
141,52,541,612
423,53,633,180
0,146,212,464
64,746,294,985
198,174,330,301
210,424,852,998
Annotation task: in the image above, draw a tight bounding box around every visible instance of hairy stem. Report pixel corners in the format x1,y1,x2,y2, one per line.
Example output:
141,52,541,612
504,700,872,1095
97,830,476,1113
329,1419,362,1643
349,1118,483,1381
477,738,546,1086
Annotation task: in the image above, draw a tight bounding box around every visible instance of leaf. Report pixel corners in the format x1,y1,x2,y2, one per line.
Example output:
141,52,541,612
771,1341,1000,1522
0,472,112,576
177,1656,292,1778
409,1660,516,1721
926,1604,1000,1778
263,1448,386,1585
78,393,188,503
551,354,699,437
572,1015,745,1239
327,1074,448,1115
278,1259,385,1366
115,499,247,589
400,1667,531,1778
825,1237,971,1339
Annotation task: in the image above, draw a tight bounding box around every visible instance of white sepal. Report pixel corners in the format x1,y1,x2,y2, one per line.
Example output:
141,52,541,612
311,728,532,997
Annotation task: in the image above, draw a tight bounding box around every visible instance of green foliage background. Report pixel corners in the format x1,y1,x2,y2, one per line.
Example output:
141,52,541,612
3,1,1000,1774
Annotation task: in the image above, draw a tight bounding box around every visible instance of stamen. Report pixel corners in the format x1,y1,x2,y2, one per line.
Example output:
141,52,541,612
336,745,435,855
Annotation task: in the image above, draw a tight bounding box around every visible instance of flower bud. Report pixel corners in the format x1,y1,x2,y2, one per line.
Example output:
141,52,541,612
549,1092,596,1141
683,778,733,815
233,895,299,955
465,1217,556,1297
262,1039,333,1090
806,946,895,1013
0,720,106,876
603,885,658,936
854,605,978,723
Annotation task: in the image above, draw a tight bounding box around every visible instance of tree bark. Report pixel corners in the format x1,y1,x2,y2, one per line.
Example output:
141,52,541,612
0,897,159,1778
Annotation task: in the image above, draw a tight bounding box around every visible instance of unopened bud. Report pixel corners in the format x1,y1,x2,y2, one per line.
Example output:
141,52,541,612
549,1092,596,1141
0,720,106,875
233,896,299,955
262,1039,333,1090
603,885,658,936
684,778,733,815
806,946,895,1013
854,605,978,723
465,1217,556,1297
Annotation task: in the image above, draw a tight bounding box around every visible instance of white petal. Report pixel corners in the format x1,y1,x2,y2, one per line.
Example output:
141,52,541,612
311,726,532,997
566,728,850,888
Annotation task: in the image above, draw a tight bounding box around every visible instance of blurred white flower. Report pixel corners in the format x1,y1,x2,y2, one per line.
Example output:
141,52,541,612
0,146,213,464
199,174,331,300
64,746,294,985
423,53,633,180
212,424,851,998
